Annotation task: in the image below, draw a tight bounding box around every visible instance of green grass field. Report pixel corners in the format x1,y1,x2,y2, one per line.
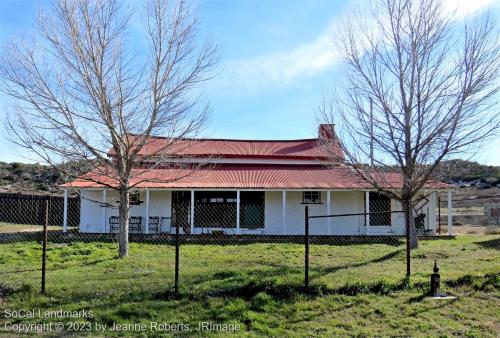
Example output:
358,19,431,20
0,235,499,337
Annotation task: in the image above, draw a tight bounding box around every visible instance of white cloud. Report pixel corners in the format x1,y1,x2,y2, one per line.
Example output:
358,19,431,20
443,0,496,19
224,23,341,87
220,0,497,89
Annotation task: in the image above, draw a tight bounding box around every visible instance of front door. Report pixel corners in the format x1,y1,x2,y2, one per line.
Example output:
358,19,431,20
369,192,391,226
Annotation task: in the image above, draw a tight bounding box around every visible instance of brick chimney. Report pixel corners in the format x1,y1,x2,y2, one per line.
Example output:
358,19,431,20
318,124,336,140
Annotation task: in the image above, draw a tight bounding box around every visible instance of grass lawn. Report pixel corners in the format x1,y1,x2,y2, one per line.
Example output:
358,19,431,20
0,235,498,337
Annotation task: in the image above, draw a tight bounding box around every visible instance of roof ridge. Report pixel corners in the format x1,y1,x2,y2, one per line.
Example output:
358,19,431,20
129,133,318,143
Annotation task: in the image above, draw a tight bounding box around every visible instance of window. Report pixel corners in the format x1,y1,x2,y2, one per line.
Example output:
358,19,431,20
194,191,237,228
303,191,321,204
130,192,142,205
195,191,237,204
209,198,225,203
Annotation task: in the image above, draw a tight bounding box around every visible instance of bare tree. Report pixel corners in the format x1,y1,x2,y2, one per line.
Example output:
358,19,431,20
320,0,499,277
0,0,217,258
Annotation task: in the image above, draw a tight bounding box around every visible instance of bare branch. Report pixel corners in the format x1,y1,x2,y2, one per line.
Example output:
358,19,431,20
0,0,217,258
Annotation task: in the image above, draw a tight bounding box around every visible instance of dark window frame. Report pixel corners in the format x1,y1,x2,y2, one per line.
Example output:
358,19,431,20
129,192,142,206
302,191,322,204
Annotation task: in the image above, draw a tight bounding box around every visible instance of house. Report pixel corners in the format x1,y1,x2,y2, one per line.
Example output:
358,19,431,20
61,125,453,236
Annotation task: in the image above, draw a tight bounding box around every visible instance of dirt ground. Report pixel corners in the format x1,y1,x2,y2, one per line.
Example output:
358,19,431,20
450,224,500,235
437,187,500,234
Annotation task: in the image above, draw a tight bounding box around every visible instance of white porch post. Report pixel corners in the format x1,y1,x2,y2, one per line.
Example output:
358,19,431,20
431,191,437,232
190,190,195,234
282,191,286,234
326,191,331,235
236,191,241,233
145,190,150,234
365,191,370,235
102,189,107,232
447,190,453,235
63,188,68,232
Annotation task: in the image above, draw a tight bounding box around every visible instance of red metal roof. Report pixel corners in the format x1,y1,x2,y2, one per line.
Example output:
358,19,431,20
108,135,344,160
62,165,449,190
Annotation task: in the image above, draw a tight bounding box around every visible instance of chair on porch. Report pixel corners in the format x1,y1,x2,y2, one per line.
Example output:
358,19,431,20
414,213,432,235
109,216,120,233
148,216,160,234
129,216,142,234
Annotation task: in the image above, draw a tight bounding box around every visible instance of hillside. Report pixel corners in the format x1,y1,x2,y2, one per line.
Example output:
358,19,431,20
432,159,500,183
0,162,68,195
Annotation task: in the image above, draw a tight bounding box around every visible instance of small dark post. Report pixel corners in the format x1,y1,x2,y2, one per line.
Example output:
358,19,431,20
41,198,49,294
304,206,309,289
430,260,440,297
174,210,179,296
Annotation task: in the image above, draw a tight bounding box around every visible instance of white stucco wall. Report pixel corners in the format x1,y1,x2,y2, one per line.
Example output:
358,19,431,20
79,189,436,235
79,190,104,233
329,191,366,235
264,191,367,235
390,199,405,234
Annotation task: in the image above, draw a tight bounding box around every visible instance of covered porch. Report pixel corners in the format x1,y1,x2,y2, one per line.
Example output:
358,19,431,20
70,188,454,236
74,189,269,234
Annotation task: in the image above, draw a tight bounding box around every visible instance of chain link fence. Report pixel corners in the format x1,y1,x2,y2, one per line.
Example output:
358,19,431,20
1,191,449,292
1,190,498,334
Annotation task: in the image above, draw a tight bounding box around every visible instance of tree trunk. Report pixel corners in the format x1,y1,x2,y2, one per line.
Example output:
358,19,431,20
402,198,418,278
402,197,418,246
408,199,418,250
118,186,130,258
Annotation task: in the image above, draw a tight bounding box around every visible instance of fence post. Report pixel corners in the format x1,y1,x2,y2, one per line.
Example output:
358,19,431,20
41,197,49,294
304,205,309,289
174,209,179,296
404,200,411,279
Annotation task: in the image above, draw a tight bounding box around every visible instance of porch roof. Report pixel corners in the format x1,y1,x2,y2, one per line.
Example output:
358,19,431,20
62,165,450,190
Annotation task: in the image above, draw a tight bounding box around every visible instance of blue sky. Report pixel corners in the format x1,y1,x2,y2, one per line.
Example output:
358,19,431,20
0,0,499,165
